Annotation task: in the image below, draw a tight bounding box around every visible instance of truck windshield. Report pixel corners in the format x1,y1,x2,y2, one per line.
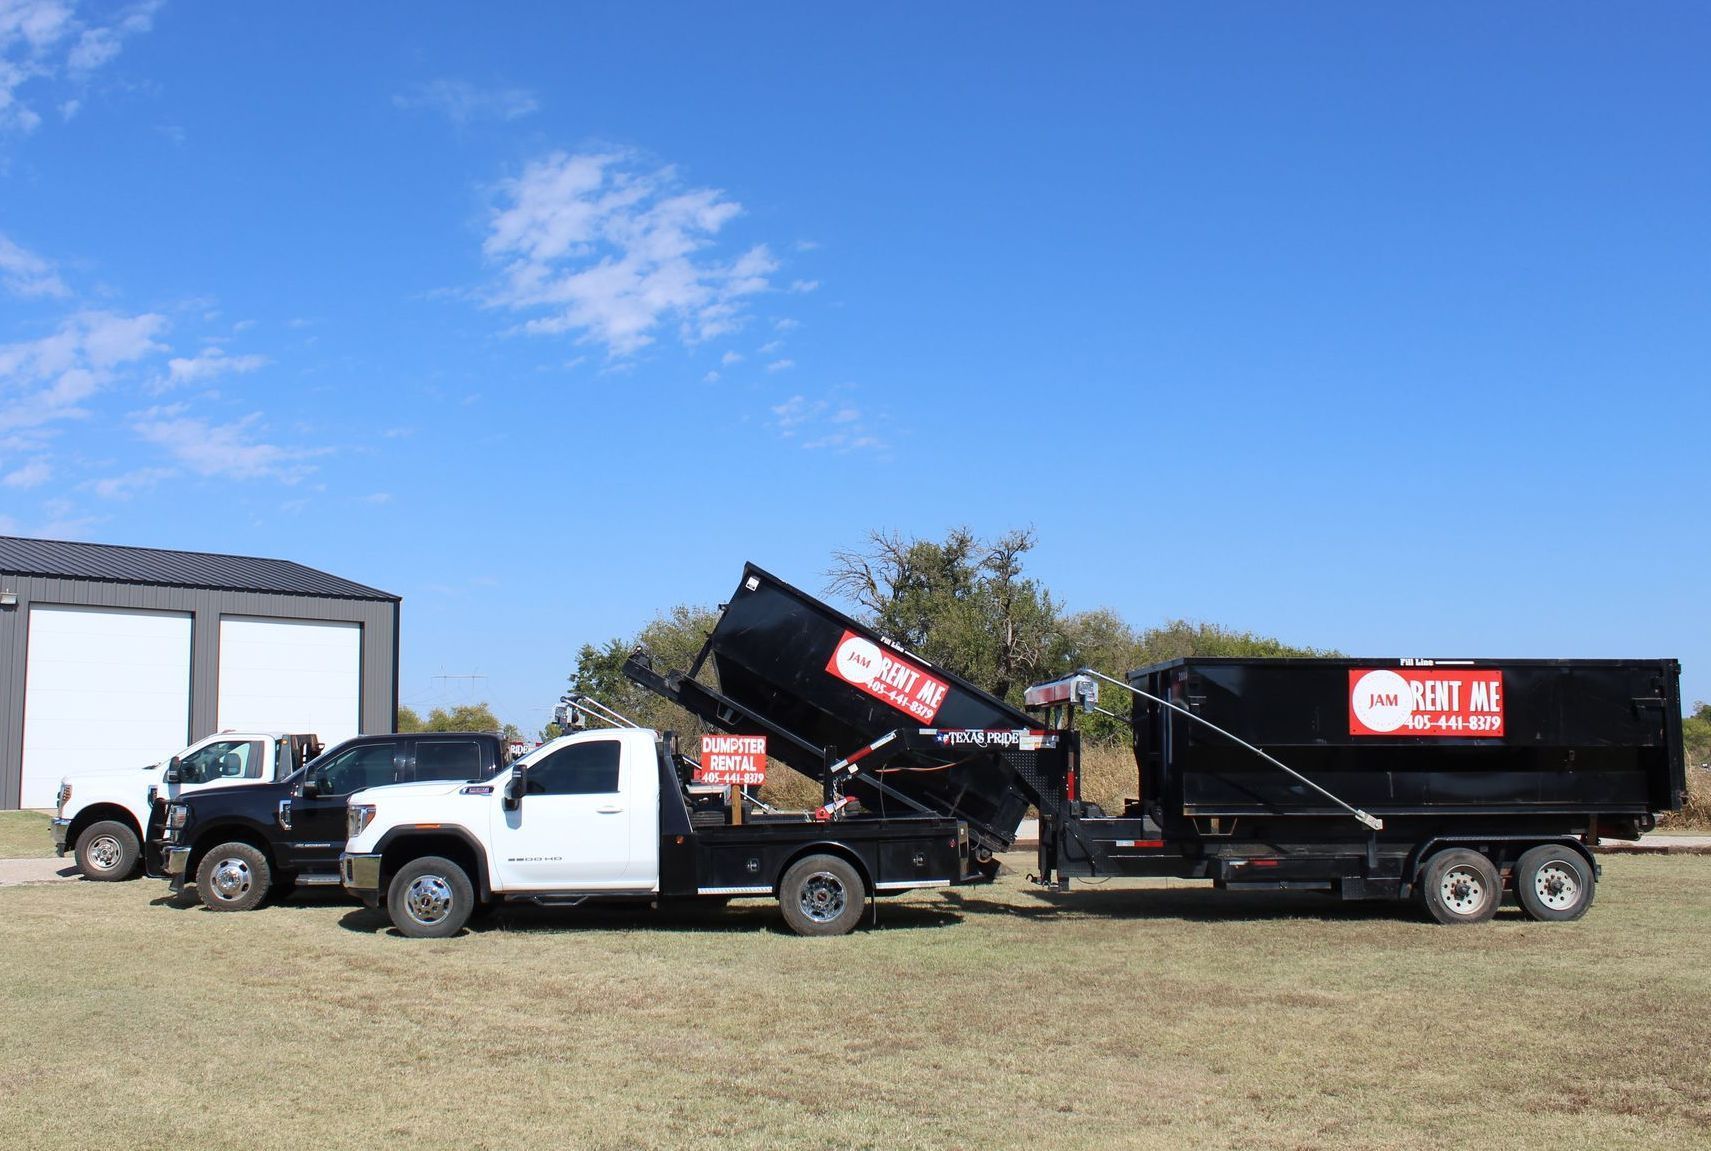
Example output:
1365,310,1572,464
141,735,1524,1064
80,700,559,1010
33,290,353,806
177,740,267,783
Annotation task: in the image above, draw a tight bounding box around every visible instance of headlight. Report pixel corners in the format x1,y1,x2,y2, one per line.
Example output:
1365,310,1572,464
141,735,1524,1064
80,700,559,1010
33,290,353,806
348,805,377,839
167,804,189,830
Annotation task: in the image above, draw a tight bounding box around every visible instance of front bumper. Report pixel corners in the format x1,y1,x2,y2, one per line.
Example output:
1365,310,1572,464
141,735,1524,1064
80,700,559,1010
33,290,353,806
341,852,383,907
163,846,192,878
50,818,71,857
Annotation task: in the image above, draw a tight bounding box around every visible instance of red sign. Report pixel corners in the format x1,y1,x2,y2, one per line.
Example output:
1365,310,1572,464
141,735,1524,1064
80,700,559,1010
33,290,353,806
1349,668,1504,738
696,734,767,786
824,630,950,723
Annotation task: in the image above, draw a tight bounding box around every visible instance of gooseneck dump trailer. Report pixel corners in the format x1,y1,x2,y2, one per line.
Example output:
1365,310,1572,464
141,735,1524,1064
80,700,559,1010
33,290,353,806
625,564,1685,923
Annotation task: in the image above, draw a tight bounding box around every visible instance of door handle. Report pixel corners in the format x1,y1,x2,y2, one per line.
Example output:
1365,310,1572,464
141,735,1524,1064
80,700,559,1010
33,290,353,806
596,805,624,814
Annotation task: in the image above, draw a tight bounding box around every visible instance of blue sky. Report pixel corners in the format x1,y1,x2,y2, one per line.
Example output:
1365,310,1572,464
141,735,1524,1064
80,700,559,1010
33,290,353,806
2,3,1707,732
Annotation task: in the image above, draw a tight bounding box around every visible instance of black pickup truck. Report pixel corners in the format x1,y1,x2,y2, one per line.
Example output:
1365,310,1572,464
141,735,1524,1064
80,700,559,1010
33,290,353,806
160,732,508,911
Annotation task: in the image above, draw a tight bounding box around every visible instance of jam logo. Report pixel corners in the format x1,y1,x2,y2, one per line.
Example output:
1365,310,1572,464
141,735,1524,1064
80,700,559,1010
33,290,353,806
1350,667,1504,738
826,631,950,723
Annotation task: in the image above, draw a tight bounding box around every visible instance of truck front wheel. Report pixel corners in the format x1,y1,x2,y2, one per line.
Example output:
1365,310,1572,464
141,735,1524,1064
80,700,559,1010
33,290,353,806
387,856,474,939
195,843,271,912
778,854,866,937
75,821,140,881
1512,845,1595,922
1421,848,1501,925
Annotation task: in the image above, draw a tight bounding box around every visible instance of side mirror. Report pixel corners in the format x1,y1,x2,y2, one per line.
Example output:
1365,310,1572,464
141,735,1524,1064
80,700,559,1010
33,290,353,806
164,756,182,784
502,768,526,811
302,772,326,799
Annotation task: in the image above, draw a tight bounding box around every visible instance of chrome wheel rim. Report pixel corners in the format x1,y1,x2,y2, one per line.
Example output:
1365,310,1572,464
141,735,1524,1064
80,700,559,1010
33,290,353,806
1438,865,1490,916
210,857,252,901
87,835,123,872
404,875,454,926
1532,861,1581,911
798,871,847,923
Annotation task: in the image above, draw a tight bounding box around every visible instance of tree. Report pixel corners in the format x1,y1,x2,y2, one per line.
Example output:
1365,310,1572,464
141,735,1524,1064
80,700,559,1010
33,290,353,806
567,605,722,740
1685,701,1711,768
1054,609,1339,744
399,702,506,733
827,527,1066,702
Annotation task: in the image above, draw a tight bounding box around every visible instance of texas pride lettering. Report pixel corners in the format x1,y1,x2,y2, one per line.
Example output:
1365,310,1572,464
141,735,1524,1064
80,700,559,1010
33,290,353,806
1349,668,1504,737
825,630,950,722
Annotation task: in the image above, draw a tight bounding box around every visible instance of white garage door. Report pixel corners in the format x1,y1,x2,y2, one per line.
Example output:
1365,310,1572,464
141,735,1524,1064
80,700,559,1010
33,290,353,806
217,617,361,747
20,606,193,809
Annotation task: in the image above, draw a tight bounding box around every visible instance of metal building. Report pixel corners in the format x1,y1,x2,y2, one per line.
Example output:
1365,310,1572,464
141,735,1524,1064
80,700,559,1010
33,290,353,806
0,536,399,810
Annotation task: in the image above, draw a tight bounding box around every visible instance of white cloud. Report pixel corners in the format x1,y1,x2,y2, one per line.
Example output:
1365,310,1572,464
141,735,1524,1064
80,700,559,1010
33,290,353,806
484,150,783,356
702,370,719,383
758,339,782,355
163,346,268,387
1,457,49,487
790,279,819,294
360,491,391,504
130,404,321,482
769,393,883,452
0,232,68,296
720,350,743,366
395,78,538,125
766,358,794,373
0,0,159,133
0,309,167,431
88,464,170,498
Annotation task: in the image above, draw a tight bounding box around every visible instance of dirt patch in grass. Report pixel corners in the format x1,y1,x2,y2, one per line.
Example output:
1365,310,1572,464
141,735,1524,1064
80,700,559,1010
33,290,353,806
3,855,1708,1150
0,810,52,858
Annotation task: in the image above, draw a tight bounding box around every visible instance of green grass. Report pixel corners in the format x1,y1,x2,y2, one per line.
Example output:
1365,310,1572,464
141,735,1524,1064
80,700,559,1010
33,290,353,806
2,855,1708,1151
0,810,52,858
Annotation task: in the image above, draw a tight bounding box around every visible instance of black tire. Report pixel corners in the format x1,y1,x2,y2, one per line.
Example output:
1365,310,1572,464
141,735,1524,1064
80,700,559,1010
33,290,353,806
387,856,474,939
778,853,866,937
1512,845,1596,922
74,820,140,881
195,842,271,912
1421,848,1501,925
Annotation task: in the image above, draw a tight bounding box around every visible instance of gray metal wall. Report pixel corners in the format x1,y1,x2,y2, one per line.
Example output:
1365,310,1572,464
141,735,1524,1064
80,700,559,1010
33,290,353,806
0,575,399,809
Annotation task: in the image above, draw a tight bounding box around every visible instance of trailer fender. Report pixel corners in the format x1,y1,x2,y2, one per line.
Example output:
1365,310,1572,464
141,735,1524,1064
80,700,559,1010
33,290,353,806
1403,835,1597,899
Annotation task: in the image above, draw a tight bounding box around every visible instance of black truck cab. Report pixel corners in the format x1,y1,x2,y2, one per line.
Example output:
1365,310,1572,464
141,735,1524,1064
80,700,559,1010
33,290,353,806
161,732,508,911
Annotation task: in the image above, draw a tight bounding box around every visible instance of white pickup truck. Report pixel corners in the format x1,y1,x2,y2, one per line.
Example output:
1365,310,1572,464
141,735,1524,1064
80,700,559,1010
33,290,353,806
341,727,973,938
51,732,322,880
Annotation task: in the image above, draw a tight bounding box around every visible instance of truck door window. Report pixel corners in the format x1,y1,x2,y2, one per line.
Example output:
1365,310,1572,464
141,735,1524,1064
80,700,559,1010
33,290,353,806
178,740,266,782
525,740,621,795
315,745,400,795
415,741,482,782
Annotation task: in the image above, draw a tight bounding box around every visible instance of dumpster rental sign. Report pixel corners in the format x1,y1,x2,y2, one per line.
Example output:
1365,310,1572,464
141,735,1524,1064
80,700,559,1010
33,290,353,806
1349,668,1504,737
826,630,951,722
697,735,767,786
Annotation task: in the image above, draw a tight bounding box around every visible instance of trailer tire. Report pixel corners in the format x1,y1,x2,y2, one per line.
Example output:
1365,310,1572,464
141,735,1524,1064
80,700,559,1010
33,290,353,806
387,856,473,939
195,842,271,912
1512,845,1595,922
1421,848,1501,925
778,854,866,937
75,820,140,881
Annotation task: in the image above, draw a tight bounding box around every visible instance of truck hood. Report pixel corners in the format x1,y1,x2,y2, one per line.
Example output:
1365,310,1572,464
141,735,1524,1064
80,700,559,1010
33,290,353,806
349,779,491,804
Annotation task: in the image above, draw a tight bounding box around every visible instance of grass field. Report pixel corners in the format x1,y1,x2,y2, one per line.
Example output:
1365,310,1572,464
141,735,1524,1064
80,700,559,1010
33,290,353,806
0,809,51,858
2,856,1708,1151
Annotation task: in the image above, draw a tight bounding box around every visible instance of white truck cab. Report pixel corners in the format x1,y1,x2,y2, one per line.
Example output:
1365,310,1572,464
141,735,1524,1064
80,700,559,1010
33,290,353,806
344,728,662,911
51,731,322,880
